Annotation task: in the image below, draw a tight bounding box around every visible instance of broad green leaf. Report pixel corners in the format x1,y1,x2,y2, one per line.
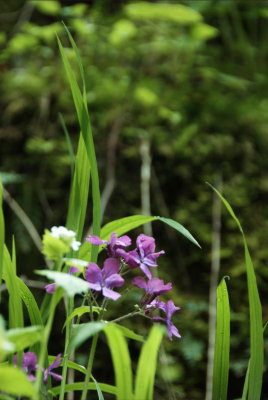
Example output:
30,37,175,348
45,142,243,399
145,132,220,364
0,365,36,397
48,356,86,375
212,277,230,400
79,214,200,260
36,270,89,297
6,325,43,352
104,324,133,400
68,322,106,352
125,2,202,24
134,325,163,400
0,183,4,304
49,382,117,396
209,184,264,400
64,306,102,328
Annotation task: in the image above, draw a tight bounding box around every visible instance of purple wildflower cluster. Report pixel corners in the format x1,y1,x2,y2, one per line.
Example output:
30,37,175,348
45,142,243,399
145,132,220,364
86,233,181,341
44,232,181,341
14,352,62,383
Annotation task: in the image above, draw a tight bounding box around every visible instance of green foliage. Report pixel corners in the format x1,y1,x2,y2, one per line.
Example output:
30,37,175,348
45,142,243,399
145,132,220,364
49,382,117,397
36,270,89,297
134,325,164,400
210,185,264,400
212,277,230,400
104,323,133,400
0,365,36,397
42,230,69,261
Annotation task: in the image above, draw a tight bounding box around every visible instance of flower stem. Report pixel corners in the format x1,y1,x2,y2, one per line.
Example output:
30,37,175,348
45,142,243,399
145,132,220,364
59,296,74,400
110,310,142,324
80,333,99,400
34,293,57,397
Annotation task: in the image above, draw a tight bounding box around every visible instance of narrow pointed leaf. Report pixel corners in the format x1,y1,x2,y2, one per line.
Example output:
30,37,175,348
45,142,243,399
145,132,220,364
209,184,263,400
104,323,133,400
212,277,230,400
134,325,163,400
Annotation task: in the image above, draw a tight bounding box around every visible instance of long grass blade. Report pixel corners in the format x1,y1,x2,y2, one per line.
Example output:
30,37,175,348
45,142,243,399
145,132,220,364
134,325,163,400
0,182,4,304
212,277,230,400
104,324,133,400
57,32,101,262
49,382,117,396
3,246,24,329
59,113,76,177
66,135,90,242
208,184,263,400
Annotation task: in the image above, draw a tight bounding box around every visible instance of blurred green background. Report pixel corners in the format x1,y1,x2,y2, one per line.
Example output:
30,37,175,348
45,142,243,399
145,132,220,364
1,1,268,399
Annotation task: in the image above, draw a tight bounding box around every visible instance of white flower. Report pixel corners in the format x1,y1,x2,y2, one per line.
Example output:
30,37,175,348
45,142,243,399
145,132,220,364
50,226,81,251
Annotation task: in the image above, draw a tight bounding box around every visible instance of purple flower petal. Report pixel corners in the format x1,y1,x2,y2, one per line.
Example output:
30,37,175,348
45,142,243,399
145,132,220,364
139,263,152,279
69,266,80,274
137,234,156,255
103,258,120,277
86,235,107,246
115,235,132,247
167,321,181,340
48,371,63,381
132,276,147,290
45,283,56,294
147,278,172,295
105,273,124,288
102,287,121,300
85,263,102,284
44,354,62,383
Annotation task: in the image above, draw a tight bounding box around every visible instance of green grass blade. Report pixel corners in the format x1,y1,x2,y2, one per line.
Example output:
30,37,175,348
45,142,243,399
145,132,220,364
58,33,101,262
104,324,133,400
49,382,117,396
242,321,268,400
59,113,75,177
3,246,24,329
0,182,4,304
209,184,264,400
134,325,163,400
212,277,230,400
66,134,90,241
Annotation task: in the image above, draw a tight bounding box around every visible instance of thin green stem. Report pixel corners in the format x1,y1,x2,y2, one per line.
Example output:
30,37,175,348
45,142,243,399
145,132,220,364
59,296,74,400
110,310,142,324
34,293,57,397
80,333,99,400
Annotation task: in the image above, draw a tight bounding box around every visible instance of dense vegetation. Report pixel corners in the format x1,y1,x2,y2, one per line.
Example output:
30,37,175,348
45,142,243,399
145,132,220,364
0,1,268,399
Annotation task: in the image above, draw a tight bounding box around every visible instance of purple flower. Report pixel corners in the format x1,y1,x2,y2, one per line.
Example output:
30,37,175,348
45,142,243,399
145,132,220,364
14,352,37,381
45,282,56,294
86,232,131,257
45,266,80,294
152,300,181,341
132,276,172,305
43,354,62,383
85,258,124,301
121,234,165,279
